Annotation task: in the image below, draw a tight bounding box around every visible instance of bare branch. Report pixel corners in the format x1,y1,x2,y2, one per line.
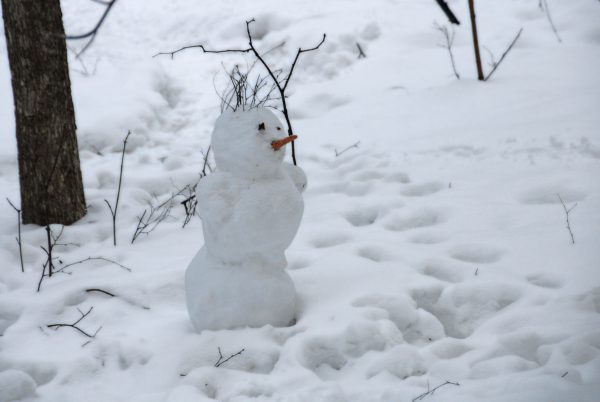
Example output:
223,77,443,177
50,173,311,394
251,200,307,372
38,224,65,291
539,0,562,43
214,347,245,367
434,0,461,25
153,45,251,59
557,194,577,244
6,198,24,272
105,130,131,246
201,145,213,176
334,141,360,157
356,42,366,59
65,0,119,58
47,306,101,338
131,186,192,243
55,256,132,273
85,288,116,297
412,381,460,402
434,22,460,79
281,32,326,92
157,18,326,166
484,28,523,82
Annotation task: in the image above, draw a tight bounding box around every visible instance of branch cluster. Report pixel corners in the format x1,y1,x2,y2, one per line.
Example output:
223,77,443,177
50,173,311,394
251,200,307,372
217,64,281,113
155,18,326,166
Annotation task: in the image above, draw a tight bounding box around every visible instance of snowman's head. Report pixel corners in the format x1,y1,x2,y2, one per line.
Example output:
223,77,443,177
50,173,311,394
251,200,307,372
212,108,297,179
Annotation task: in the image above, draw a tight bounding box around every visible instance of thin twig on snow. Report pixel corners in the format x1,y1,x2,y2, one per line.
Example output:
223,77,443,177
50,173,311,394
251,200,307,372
484,28,524,82
6,198,24,272
412,380,460,401
557,194,577,244
105,130,131,246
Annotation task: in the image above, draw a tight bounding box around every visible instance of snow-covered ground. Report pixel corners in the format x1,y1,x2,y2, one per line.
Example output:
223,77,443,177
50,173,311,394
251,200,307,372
1,0,600,401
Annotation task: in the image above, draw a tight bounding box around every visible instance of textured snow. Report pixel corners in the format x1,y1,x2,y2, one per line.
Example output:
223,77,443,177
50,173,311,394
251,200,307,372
0,0,599,401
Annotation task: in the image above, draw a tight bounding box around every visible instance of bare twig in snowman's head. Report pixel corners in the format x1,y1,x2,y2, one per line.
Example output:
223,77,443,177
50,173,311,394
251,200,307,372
212,108,295,179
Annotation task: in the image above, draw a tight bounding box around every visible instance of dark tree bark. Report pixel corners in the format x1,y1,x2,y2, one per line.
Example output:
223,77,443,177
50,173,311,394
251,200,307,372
2,0,87,225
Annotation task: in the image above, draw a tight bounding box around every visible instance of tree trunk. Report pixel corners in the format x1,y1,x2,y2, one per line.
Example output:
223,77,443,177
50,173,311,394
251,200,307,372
468,0,485,81
2,0,86,225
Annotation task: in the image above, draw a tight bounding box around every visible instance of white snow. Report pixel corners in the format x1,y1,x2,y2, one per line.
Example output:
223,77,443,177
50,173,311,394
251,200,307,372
1,0,600,401
186,108,303,331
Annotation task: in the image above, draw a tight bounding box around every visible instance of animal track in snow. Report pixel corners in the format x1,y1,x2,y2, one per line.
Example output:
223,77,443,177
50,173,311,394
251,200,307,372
366,345,426,379
323,181,372,197
384,171,410,184
517,183,585,205
399,181,444,197
349,170,386,182
448,244,504,264
429,282,523,339
420,259,468,283
383,208,446,232
429,339,472,359
310,232,351,249
469,355,538,379
295,93,352,118
300,336,348,373
344,206,381,227
288,256,313,270
356,246,390,262
409,232,447,244
352,294,444,345
526,274,562,289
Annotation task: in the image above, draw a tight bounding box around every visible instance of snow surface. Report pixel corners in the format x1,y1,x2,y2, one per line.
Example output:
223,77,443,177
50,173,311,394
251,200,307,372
1,0,600,401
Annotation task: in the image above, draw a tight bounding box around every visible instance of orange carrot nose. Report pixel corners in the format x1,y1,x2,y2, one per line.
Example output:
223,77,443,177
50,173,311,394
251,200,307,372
271,135,298,151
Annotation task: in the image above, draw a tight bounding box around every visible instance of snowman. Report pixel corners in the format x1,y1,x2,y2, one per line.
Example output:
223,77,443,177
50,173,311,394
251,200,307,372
185,108,306,332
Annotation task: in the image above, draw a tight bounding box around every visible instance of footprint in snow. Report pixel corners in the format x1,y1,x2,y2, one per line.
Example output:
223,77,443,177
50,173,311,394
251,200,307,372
517,183,585,205
310,232,351,249
384,171,411,184
526,274,562,289
383,208,446,232
399,181,444,197
420,258,469,283
343,205,381,227
348,169,386,182
356,245,391,262
408,232,447,244
448,244,505,264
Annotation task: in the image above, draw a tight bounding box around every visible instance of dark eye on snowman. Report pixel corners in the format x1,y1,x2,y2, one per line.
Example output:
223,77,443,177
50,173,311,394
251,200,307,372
258,122,265,131
276,127,281,131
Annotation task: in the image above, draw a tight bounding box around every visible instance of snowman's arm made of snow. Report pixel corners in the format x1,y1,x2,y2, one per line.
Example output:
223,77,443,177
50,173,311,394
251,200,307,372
196,173,239,224
282,162,307,193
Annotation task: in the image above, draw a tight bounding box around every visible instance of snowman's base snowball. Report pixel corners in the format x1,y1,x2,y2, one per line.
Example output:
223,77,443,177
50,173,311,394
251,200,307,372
185,248,296,332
